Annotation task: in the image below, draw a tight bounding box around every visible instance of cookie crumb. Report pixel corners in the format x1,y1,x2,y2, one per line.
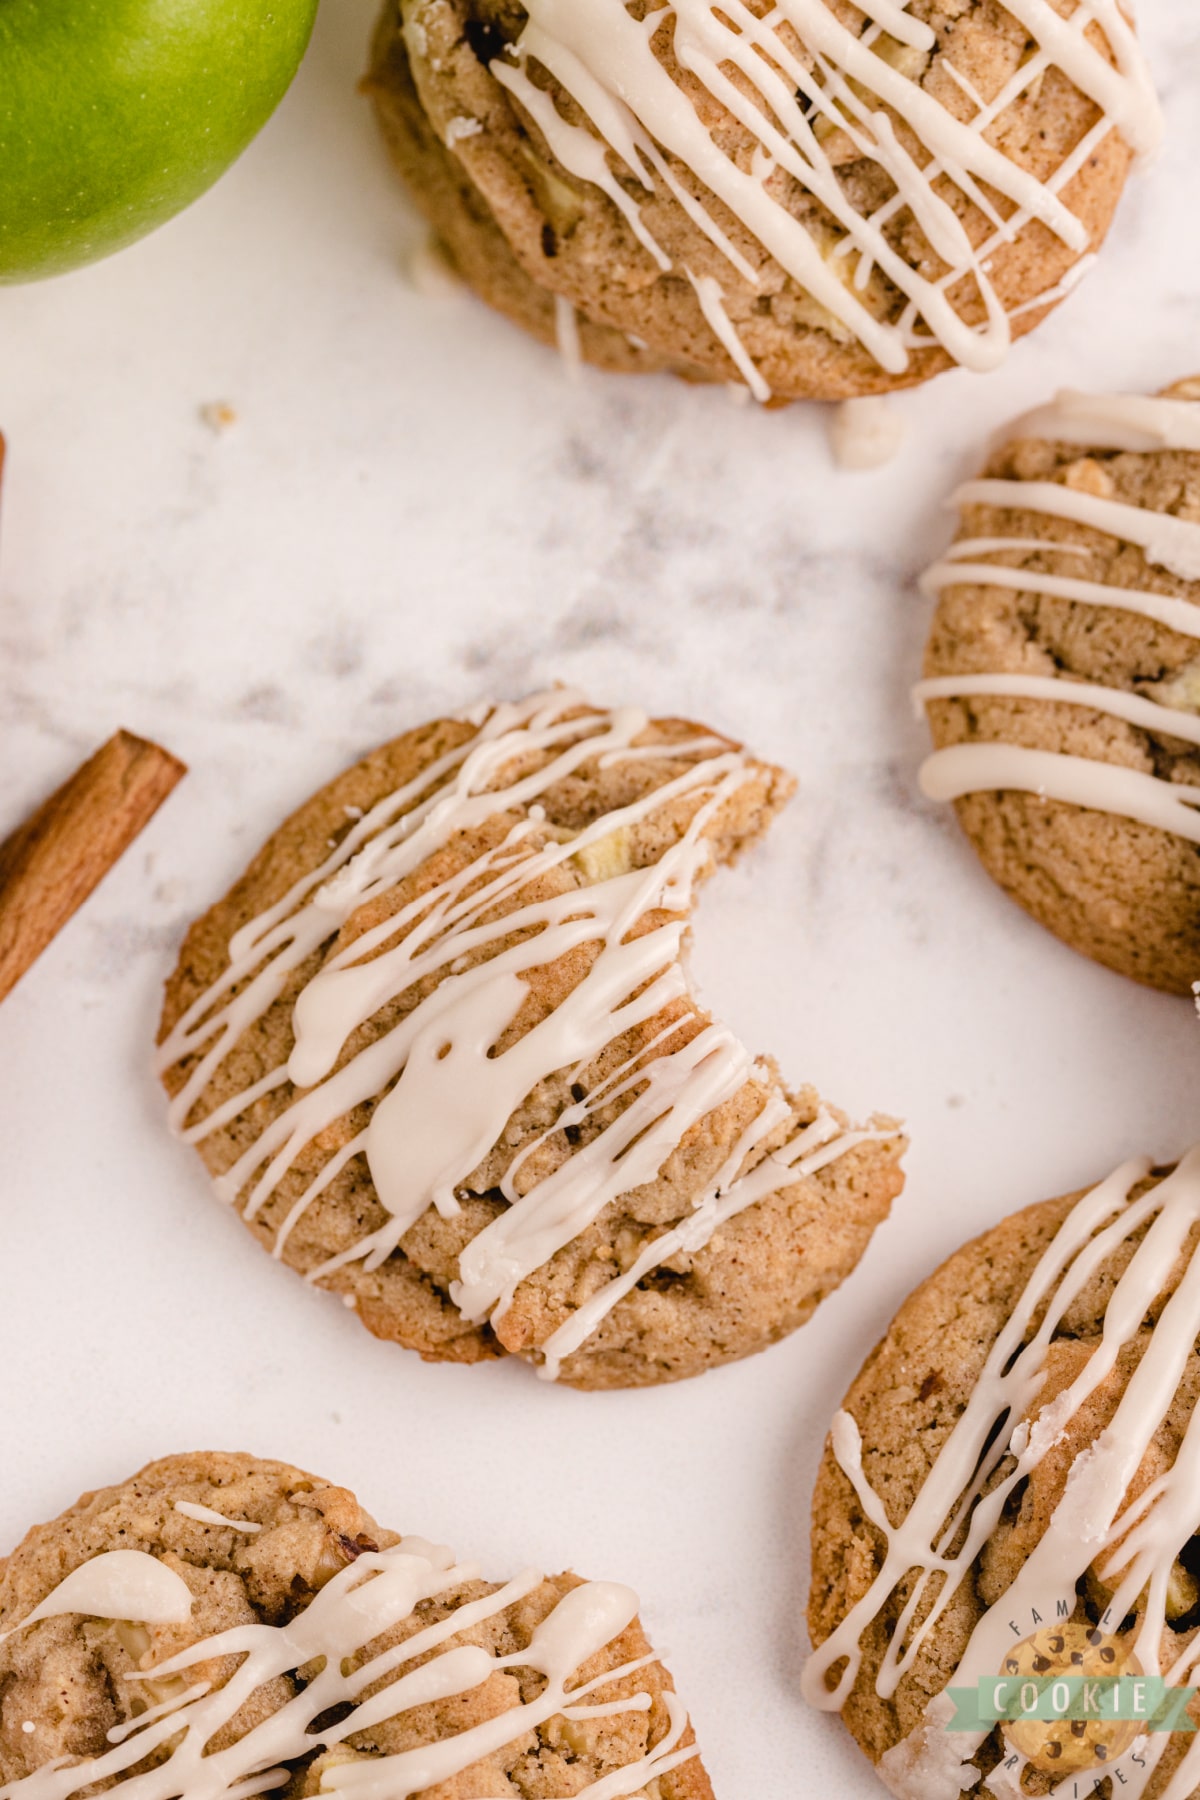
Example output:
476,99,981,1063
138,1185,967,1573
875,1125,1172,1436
199,402,238,433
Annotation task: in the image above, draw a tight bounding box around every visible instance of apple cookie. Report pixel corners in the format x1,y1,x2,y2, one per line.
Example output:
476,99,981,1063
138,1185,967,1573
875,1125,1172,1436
364,0,1160,403
157,691,904,1389
918,379,1200,994
0,1451,710,1800
805,1148,1200,1799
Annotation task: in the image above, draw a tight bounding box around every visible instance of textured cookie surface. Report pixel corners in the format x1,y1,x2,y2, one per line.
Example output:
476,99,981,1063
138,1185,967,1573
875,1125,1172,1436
805,1153,1200,1798
157,694,904,1390
365,0,1155,402
0,1452,710,1800
920,379,1200,994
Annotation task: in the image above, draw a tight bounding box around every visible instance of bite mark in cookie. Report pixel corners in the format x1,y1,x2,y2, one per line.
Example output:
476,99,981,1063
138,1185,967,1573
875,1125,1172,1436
157,692,905,1388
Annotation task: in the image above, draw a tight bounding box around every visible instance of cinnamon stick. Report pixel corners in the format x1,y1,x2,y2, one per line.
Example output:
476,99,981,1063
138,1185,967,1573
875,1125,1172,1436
0,730,186,1003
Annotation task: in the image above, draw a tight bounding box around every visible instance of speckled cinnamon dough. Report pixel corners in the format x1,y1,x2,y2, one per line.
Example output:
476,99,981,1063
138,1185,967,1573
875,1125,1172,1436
364,0,1138,400
807,1168,1200,1798
0,1452,711,1800
157,706,904,1390
923,378,1200,995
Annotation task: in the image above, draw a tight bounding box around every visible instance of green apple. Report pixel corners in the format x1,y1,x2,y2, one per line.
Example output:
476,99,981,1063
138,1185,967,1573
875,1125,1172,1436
0,0,319,283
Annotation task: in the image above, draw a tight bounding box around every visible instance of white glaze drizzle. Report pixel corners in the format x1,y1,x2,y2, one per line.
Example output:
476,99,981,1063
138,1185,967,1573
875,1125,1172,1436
554,293,583,375
0,1540,696,1800
0,1554,194,1649
687,270,771,402
921,743,1200,845
157,692,878,1375
172,1502,264,1534
916,672,1200,751
950,479,1200,583
477,0,1161,394
1007,388,1200,454
917,389,1200,844
802,1148,1200,1800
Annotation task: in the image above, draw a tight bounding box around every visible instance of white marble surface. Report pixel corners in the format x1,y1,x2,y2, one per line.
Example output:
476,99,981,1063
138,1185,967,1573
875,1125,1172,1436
2,6,1200,1794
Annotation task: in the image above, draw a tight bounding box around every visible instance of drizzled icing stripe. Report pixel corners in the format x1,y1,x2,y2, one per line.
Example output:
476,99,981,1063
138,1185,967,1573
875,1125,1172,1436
157,691,876,1378
917,388,1200,846
921,551,1200,641
949,479,1200,583
477,0,1161,394
916,672,1200,750
172,1502,263,1533
803,1149,1200,1800
921,743,1200,845
1006,388,1200,455
0,1542,696,1800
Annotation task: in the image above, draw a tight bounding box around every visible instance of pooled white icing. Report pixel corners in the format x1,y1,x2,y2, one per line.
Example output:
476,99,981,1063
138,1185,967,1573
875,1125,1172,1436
0,1553,195,1648
875,1692,977,1800
157,692,879,1375
802,1149,1200,1800
830,397,906,471
482,0,1161,395
917,388,1200,842
0,1540,696,1800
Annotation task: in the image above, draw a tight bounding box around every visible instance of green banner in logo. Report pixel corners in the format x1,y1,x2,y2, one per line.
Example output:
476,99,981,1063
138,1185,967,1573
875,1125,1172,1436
947,1676,1197,1733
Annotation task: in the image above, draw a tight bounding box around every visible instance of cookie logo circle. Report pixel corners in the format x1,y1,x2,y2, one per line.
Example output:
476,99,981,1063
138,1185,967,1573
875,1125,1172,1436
1000,1624,1142,1774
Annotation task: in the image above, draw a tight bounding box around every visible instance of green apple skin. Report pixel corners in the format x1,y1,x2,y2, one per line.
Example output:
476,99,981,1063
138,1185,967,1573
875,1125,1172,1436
0,0,319,283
